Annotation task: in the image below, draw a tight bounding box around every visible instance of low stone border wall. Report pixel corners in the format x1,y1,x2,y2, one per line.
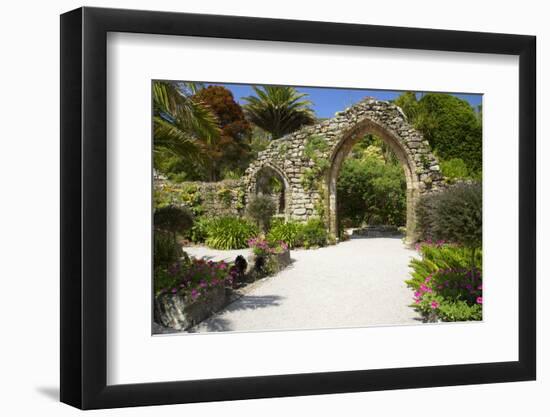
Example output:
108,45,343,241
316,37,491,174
351,225,403,238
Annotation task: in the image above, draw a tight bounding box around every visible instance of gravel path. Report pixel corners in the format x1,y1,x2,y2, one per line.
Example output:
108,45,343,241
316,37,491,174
188,237,421,333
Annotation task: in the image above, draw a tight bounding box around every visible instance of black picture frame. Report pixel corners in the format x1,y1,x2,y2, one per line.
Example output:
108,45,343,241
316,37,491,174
60,6,536,410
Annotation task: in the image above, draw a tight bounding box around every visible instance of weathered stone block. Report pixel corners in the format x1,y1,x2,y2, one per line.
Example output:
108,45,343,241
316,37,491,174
154,286,226,330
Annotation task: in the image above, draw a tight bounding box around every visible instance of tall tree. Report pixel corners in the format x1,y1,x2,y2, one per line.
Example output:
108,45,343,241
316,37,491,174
192,86,252,180
394,92,482,174
242,86,315,139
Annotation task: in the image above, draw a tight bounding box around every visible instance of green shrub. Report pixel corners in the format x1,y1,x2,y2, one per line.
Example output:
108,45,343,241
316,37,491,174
298,218,328,249
246,195,276,232
440,158,469,180
154,231,183,269
154,205,194,240
416,183,482,249
267,220,303,248
337,156,406,227
188,217,212,243
205,217,259,250
408,243,482,287
437,300,482,321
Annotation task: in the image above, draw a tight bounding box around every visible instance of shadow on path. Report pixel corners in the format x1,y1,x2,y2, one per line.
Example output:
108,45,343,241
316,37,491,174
190,294,284,332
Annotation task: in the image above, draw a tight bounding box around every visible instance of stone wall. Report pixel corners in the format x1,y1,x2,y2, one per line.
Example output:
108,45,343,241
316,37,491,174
154,176,245,218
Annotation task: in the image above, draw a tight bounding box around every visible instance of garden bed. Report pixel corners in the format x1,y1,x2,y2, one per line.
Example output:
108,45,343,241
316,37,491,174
153,247,292,332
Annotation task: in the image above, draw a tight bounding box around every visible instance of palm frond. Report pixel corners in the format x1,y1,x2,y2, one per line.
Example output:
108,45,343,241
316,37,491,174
152,81,221,159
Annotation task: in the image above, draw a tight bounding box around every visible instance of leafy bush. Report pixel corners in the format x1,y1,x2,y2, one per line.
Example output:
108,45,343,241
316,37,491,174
406,243,482,322
154,205,194,239
267,220,303,248
395,92,482,174
298,218,329,249
337,156,406,227
416,183,482,249
246,195,276,232
205,217,259,250
188,217,212,243
436,300,482,321
409,242,482,283
154,231,183,269
440,158,469,180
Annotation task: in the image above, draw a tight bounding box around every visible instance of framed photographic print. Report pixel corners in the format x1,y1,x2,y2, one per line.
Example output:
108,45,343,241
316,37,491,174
60,6,536,409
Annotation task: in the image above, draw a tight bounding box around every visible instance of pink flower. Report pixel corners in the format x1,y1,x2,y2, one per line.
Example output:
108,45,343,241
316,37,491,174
431,301,439,309
191,289,200,299
476,296,483,304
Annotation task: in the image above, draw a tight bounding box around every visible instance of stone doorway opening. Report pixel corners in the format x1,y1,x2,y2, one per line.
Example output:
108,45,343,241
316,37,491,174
253,164,290,219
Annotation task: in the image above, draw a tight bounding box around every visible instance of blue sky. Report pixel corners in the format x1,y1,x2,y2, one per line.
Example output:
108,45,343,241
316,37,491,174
204,82,482,119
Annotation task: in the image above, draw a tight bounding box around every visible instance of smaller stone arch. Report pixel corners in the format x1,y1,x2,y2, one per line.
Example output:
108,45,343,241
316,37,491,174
245,162,292,220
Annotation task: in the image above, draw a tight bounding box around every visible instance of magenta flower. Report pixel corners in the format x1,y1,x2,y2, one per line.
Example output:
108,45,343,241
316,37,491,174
476,296,483,304
431,301,439,309
191,289,200,299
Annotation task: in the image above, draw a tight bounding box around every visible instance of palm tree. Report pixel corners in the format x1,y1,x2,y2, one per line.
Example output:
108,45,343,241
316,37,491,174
242,86,315,139
153,81,220,163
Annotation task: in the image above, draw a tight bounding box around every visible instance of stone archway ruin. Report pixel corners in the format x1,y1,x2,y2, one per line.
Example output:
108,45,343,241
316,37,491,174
242,97,443,244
